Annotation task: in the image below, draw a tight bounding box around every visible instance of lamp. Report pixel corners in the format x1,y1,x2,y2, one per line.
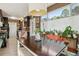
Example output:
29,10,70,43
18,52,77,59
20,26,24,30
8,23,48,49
39,9,47,15
19,17,24,22
30,10,38,16
30,9,47,16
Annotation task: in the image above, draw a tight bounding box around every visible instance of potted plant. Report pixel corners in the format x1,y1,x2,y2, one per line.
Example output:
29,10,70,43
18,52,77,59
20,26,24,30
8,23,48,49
62,26,78,53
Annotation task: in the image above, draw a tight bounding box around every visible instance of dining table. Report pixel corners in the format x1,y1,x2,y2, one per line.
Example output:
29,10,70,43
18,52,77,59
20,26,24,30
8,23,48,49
41,34,67,56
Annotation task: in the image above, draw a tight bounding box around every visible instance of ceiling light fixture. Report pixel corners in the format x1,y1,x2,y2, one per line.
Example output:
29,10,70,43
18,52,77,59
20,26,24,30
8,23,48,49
30,9,47,16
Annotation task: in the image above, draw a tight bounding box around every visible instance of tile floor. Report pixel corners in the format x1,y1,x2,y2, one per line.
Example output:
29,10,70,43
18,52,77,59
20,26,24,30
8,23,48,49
0,38,17,56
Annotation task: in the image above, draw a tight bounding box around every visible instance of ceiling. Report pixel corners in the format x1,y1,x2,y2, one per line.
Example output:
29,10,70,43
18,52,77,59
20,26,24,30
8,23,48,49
0,3,28,18
0,3,54,18
47,3,55,7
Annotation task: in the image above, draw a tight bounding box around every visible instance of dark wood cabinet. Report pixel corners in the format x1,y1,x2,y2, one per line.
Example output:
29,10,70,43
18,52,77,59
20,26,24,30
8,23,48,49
0,9,3,17
1,17,9,39
23,16,31,47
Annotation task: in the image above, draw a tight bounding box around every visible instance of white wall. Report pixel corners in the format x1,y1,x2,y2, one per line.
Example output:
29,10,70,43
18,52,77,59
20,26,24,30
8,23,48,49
41,15,79,32
70,15,79,31
9,22,17,38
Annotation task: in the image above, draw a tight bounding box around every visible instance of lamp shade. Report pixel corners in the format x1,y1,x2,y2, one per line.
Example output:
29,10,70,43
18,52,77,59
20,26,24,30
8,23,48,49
30,10,38,16
19,17,24,21
39,9,47,15
30,9,47,16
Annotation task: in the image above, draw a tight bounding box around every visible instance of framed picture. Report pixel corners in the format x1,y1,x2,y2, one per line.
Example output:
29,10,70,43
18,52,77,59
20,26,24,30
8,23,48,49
70,3,79,16
60,4,71,18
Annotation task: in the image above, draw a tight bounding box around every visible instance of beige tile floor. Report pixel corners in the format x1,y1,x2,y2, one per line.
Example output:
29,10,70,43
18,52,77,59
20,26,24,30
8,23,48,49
0,38,17,56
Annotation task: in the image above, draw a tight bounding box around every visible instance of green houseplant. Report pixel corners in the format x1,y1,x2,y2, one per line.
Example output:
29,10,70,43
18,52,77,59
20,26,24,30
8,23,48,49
34,28,43,34
62,26,78,53
62,26,72,38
